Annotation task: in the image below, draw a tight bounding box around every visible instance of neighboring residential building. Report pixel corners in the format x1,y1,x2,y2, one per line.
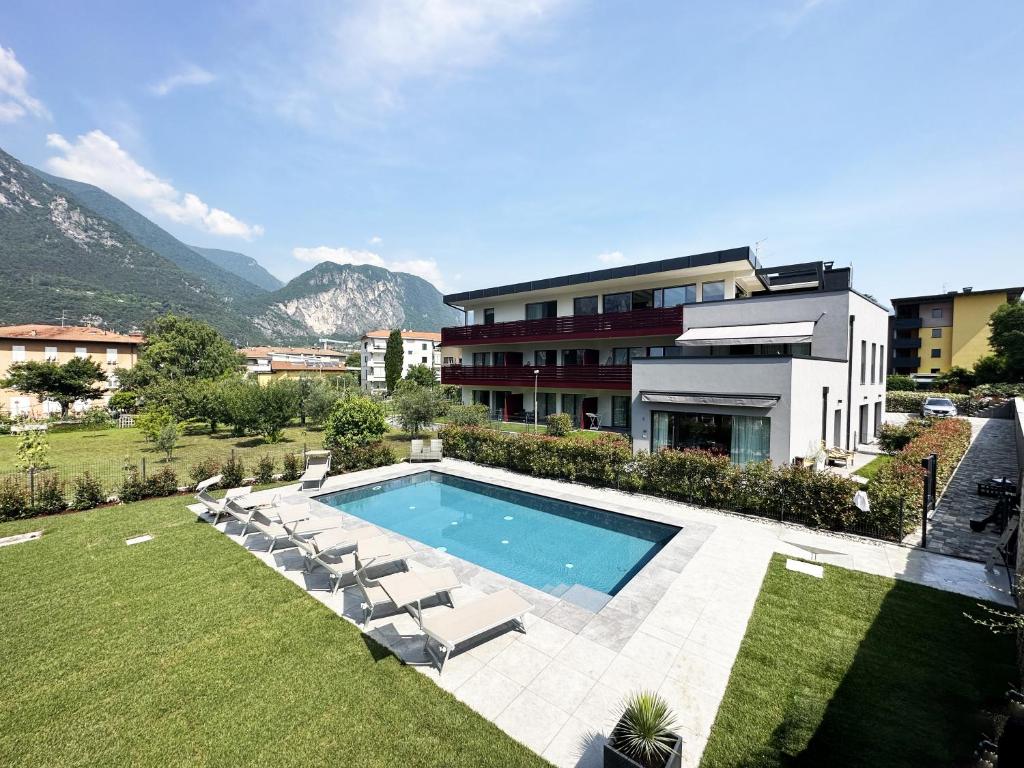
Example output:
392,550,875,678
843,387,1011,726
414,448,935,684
239,346,354,385
0,324,144,418
888,286,1023,377
441,248,888,466
360,330,442,393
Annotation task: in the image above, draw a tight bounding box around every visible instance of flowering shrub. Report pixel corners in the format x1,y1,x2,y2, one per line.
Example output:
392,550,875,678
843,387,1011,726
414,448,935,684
255,455,275,485
281,452,301,481
33,475,68,515
0,477,29,521
145,467,179,497
70,473,106,510
877,419,933,454
189,457,221,490
220,455,245,488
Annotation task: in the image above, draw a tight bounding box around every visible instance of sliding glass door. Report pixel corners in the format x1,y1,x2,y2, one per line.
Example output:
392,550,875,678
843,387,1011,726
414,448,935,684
651,411,770,464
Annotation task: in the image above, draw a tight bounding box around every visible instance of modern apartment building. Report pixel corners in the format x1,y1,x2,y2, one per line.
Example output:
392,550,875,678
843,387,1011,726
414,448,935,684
0,324,143,417
239,346,353,385
441,248,888,466
360,330,443,394
889,286,1023,377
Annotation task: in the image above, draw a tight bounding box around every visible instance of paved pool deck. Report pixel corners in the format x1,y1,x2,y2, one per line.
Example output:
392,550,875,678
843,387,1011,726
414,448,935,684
192,459,1013,768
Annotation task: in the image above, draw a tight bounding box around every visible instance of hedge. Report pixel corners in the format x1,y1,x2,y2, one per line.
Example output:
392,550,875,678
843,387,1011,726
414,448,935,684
866,417,972,537
438,426,869,536
886,391,973,414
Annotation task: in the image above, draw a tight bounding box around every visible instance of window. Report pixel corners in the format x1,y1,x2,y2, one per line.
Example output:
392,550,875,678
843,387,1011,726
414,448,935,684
534,350,557,366
407,349,412,355
44,346,57,361
931,328,942,338
651,411,769,464
860,340,866,384
535,392,557,419
931,348,941,358
11,345,25,362
931,308,943,319
561,394,583,426
602,292,632,314
422,342,428,350
655,284,696,307
631,289,654,310
421,356,428,364
573,296,598,316
646,346,683,358
107,348,118,364
472,352,489,367
612,396,630,428
483,308,495,325
931,368,940,373
870,343,876,384
701,281,725,302
75,347,88,359
879,345,885,381
525,300,557,320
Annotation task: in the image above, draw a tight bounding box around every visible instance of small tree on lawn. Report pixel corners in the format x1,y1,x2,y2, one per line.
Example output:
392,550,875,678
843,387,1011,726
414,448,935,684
136,408,182,460
384,329,404,395
154,421,181,461
403,363,437,388
323,396,389,450
16,430,49,471
254,379,301,443
2,357,106,417
392,385,441,436
303,378,342,427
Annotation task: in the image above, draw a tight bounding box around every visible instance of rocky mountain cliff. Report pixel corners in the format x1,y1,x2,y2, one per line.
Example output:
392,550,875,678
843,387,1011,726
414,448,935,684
250,262,460,340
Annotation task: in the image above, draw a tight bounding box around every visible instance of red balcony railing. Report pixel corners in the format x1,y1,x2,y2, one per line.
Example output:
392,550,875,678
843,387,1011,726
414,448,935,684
441,306,684,346
441,364,631,390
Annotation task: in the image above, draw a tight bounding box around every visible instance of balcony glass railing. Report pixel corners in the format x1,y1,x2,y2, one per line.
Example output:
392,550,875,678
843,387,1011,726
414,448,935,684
441,306,684,346
441,364,631,390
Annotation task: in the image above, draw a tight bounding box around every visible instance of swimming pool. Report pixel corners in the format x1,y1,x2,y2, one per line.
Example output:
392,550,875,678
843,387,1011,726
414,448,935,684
317,472,678,598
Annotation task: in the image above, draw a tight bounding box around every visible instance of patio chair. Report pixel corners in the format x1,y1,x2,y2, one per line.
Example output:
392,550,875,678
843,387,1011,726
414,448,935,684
309,535,415,595
421,588,532,671
424,439,443,461
194,475,253,524
243,507,344,554
299,450,332,491
409,439,425,461
291,524,382,566
354,564,460,626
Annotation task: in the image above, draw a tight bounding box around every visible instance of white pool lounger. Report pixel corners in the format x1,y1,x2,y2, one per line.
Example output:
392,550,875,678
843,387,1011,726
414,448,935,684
421,588,532,671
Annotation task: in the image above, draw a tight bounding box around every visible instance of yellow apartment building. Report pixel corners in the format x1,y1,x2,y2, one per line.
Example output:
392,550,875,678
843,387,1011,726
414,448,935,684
888,286,1023,376
0,324,143,418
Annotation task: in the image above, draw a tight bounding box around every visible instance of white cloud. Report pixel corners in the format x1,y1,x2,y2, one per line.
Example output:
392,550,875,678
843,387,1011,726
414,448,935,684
369,235,383,245
0,45,48,123
596,251,626,265
293,245,447,290
149,64,216,96
45,130,262,239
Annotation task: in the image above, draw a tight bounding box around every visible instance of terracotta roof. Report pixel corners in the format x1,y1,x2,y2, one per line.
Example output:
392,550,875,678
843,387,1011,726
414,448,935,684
268,360,354,372
0,324,143,345
240,346,347,358
363,329,442,342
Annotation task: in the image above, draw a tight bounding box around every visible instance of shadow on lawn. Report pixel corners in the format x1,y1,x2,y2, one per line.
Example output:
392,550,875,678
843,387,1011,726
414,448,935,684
754,565,1015,767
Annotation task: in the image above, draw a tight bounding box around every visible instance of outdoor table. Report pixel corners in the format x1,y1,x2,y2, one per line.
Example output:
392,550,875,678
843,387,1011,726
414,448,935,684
376,567,459,627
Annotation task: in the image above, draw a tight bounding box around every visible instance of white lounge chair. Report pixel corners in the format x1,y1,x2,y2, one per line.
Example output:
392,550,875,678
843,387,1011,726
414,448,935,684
424,439,443,461
291,524,382,566
308,535,415,595
409,438,442,462
421,588,532,671
194,475,252,524
299,450,332,491
409,439,425,461
243,508,343,553
354,564,460,626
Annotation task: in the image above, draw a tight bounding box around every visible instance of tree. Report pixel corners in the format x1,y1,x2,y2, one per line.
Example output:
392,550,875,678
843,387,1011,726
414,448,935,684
989,301,1024,381
135,408,182,460
932,366,975,393
119,314,242,389
254,379,301,443
323,396,389,450
384,329,404,394
973,354,1008,385
345,351,361,369
885,375,916,392
392,385,442,436
2,357,106,417
404,363,437,387
15,430,49,471
154,421,182,461
303,378,343,426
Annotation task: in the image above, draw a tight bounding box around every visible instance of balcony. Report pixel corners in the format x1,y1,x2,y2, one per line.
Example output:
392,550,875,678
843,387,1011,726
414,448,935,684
441,364,632,390
892,356,921,369
893,317,923,330
441,306,684,346
892,337,922,349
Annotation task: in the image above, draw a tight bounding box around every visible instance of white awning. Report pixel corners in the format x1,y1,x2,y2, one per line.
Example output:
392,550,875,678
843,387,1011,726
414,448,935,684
675,320,816,347
640,391,780,408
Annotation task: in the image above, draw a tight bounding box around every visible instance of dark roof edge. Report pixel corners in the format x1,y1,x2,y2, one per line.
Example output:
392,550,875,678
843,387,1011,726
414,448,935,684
443,246,757,304
890,287,1024,305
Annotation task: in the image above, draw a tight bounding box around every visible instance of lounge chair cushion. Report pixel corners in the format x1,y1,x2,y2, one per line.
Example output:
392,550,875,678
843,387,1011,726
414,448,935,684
422,588,531,646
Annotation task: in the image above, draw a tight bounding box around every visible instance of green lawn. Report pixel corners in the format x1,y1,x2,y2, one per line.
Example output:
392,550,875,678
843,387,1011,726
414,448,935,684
855,454,892,481
0,498,550,768
700,554,1016,768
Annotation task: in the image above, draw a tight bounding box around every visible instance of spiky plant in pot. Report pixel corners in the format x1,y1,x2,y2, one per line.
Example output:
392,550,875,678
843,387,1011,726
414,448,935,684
606,691,681,768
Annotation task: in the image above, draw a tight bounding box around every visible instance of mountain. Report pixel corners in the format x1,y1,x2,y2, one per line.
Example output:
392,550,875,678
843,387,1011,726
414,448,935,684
189,244,283,291
249,262,460,340
0,147,267,342
32,168,268,302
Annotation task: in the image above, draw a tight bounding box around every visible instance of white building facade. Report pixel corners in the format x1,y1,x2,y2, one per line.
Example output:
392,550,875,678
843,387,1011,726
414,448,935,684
360,330,443,394
441,248,888,466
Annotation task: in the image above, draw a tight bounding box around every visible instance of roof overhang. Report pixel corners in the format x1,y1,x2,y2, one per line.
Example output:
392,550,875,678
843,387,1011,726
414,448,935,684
675,320,815,347
640,391,781,408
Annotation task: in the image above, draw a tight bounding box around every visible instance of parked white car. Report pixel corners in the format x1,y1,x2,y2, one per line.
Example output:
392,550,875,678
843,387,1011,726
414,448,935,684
921,397,957,418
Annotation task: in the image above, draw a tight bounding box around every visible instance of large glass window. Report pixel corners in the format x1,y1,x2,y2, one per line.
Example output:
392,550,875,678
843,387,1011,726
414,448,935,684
534,349,557,366
655,284,696,307
526,300,557,320
701,281,725,301
651,411,770,464
647,346,683,358
561,394,583,426
535,392,557,419
574,296,598,315
612,396,631,428
472,352,489,367
483,308,494,325
602,292,631,314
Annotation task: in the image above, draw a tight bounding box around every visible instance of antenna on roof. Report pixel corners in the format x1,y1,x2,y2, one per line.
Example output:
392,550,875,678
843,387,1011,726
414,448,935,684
56,309,68,328
753,239,767,259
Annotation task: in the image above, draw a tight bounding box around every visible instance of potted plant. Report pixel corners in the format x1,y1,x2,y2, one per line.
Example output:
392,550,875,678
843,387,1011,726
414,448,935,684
604,691,683,768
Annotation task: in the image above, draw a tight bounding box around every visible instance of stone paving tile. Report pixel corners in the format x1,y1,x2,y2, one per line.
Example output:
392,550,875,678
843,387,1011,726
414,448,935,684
495,689,572,754
488,640,554,687
453,666,523,720
527,660,598,714
543,716,606,768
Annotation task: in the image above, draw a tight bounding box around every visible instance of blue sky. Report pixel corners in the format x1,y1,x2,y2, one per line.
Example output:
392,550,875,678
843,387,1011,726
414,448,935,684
1,1,1021,303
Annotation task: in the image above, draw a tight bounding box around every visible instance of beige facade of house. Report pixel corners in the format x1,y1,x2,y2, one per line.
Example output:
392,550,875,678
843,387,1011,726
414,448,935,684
0,325,143,418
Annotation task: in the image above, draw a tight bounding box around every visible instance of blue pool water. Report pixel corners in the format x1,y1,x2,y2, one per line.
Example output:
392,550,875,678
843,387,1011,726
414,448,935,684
318,472,678,597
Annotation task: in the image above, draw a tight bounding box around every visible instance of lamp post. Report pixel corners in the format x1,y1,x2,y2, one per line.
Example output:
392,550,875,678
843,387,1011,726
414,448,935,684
533,369,540,434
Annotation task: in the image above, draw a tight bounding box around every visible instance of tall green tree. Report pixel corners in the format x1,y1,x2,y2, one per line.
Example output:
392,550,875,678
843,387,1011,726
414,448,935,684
384,329,404,394
403,363,437,387
988,301,1024,381
118,314,242,389
2,357,106,417
392,385,442,436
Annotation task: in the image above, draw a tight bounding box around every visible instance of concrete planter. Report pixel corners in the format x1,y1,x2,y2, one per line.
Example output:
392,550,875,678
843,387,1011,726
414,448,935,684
603,732,683,768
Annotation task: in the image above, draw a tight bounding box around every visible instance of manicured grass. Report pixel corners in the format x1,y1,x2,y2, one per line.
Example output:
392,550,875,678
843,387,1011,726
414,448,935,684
855,454,892,481
700,554,1016,768
0,498,550,768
